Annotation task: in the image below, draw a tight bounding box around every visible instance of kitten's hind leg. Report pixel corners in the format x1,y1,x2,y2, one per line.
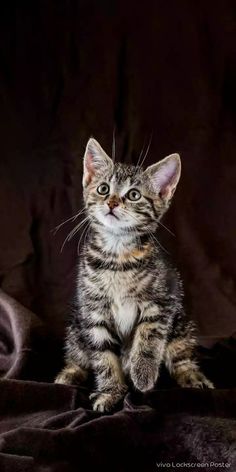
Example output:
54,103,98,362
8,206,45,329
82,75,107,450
55,362,88,385
55,323,90,385
55,343,89,385
164,337,214,389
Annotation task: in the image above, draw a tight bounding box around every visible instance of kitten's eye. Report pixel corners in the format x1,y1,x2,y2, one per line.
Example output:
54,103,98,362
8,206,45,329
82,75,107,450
97,183,110,195
127,189,141,201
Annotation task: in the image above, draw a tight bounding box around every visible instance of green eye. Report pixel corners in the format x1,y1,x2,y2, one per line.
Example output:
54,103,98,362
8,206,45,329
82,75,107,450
127,189,141,201
97,183,110,195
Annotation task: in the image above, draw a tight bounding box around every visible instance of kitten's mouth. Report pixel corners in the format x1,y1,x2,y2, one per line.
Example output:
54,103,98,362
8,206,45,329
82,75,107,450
106,210,119,220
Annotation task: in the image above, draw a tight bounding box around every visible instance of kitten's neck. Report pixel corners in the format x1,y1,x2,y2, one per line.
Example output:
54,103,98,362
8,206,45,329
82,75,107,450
90,223,152,256
102,231,138,255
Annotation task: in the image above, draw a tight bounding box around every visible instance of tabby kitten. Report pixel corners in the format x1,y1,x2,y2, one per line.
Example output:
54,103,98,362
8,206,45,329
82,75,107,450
55,138,213,411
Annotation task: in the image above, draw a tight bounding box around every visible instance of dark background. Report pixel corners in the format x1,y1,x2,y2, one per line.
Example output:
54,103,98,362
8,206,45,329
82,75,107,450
0,0,235,344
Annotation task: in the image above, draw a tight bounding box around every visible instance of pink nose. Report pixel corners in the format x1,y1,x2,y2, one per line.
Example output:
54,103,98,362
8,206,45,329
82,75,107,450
107,200,119,210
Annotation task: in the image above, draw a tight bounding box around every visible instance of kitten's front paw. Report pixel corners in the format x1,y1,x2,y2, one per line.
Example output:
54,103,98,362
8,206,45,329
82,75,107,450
90,393,115,412
130,358,159,392
90,386,127,412
90,391,122,413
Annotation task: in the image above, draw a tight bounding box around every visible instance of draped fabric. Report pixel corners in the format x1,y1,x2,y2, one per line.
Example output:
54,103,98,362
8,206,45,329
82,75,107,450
0,288,235,471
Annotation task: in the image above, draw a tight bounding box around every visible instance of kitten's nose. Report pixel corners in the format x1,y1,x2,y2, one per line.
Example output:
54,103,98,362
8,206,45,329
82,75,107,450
107,198,119,210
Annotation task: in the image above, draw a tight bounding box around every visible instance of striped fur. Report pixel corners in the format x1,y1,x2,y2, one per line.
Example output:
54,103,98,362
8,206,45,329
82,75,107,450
55,139,213,411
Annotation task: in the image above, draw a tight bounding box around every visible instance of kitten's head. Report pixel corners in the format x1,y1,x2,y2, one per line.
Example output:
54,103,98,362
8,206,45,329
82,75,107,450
83,138,181,234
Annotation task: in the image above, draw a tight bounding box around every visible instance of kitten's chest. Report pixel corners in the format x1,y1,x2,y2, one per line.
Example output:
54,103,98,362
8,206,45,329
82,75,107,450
104,271,138,337
113,294,137,338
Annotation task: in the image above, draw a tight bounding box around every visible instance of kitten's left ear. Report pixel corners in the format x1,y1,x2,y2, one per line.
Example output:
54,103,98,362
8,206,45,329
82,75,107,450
144,153,181,201
83,138,113,187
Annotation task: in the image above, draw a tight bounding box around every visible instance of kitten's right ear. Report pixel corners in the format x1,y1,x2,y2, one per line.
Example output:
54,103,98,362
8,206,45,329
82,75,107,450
143,153,181,202
83,138,113,187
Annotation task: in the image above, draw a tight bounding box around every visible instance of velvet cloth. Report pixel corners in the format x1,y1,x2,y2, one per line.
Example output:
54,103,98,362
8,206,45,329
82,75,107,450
0,289,236,471
0,1,236,470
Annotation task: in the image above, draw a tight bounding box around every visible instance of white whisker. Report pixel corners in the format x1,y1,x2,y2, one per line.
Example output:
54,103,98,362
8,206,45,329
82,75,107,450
135,138,146,170
138,132,153,169
60,215,90,252
158,221,176,237
77,221,91,255
112,127,116,162
52,207,87,235
148,230,170,254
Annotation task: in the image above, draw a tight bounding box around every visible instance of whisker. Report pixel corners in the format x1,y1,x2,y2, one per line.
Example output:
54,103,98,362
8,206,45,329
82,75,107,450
68,216,90,240
158,221,176,237
52,207,87,235
77,221,91,255
148,230,170,255
135,137,147,170
112,126,116,162
60,220,89,253
84,222,92,246
138,132,153,169
52,215,79,235
67,224,83,241
60,215,90,252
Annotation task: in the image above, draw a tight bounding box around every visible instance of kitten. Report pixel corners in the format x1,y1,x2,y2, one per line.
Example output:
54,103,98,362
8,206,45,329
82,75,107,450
55,138,213,411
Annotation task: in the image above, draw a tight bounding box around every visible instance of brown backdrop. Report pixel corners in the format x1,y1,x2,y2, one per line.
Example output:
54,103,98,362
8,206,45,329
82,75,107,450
0,0,235,343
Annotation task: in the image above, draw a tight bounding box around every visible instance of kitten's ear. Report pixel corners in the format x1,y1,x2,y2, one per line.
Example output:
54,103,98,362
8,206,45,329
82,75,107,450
144,154,181,201
83,138,113,187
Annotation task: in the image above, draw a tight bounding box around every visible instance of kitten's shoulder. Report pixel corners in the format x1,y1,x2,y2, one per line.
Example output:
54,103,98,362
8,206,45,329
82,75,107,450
154,247,183,297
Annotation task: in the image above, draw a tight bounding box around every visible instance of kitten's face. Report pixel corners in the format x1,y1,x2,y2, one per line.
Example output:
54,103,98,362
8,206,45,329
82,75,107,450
83,139,181,235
